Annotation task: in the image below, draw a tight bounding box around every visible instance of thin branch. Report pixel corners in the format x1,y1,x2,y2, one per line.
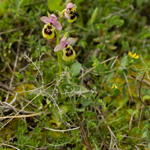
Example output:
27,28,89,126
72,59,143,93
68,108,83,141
78,56,117,79
123,72,134,101
138,73,150,115
0,143,20,150
96,107,119,150
43,127,80,133
0,112,43,119
6,34,21,102
0,91,41,131
0,25,31,35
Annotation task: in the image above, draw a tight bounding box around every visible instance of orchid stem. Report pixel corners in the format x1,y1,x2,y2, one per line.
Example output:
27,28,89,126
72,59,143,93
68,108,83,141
56,31,62,75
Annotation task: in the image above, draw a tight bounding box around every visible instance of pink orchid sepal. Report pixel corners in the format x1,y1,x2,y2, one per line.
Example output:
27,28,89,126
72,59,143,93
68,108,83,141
40,12,62,31
54,35,77,52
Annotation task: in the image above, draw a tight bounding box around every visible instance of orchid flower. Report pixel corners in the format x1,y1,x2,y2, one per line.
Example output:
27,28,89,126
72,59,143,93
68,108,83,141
54,36,77,62
64,2,77,23
41,13,62,39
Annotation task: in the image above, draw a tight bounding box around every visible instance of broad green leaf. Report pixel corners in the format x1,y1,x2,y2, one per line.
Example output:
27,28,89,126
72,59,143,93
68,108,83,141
47,0,63,11
71,63,82,76
106,72,114,83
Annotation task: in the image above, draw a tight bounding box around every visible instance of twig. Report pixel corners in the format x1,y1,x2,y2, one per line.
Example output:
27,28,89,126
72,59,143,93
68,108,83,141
24,53,44,87
6,34,21,102
0,25,31,35
10,93,18,105
96,107,119,150
102,5,133,21
129,75,150,86
123,72,134,101
129,110,137,130
78,56,117,79
138,106,143,128
0,91,41,131
44,127,80,133
0,112,43,119
0,143,20,150
0,82,15,94
138,73,150,115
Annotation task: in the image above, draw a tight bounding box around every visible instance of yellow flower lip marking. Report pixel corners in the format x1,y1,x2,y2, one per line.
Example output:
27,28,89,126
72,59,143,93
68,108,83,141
62,45,76,62
42,23,55,39
128,52,139,59
68,8,77,22
112,84,118,89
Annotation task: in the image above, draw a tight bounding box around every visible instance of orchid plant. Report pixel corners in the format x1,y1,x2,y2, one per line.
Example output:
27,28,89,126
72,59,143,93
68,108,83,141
64,3,77,23
40,2,78,75
41,13,62,39
54,35,77,62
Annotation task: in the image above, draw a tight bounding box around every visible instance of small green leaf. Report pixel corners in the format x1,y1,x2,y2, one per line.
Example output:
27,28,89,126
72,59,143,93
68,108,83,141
121,56,128,68
148,143,150,148
132,127,141,134
95,62,104,73
71,63,82,76
90,7,98,24
96,23,104,29
107,15,124,28
142,131,147,138
106,72,114,83
76,107,85,112
114,19,124,27
81,99,91,106
122,41,129,50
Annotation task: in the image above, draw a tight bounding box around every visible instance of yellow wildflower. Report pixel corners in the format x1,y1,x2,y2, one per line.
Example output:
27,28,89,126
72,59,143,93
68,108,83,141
128,52,139,59
112,84,118,89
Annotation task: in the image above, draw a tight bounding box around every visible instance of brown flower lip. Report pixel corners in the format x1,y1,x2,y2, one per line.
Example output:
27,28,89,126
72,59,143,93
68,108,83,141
44,28,52,35
66,49,73,57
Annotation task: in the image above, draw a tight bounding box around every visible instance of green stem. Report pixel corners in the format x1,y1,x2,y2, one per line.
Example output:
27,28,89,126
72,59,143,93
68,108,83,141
56,30,63,98
56,30,62,75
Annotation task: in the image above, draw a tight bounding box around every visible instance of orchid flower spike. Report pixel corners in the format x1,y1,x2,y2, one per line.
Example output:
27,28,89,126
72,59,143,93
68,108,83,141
40,13,62,39
54,35,77,62
64,2,77,23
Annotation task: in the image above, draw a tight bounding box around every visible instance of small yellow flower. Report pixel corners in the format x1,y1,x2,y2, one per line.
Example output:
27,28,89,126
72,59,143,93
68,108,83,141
112,84,118,89
42,23,56,39
128,52,139,59
128,52,132,56
134,55,139,59
92,61,97,67
62,45,76,62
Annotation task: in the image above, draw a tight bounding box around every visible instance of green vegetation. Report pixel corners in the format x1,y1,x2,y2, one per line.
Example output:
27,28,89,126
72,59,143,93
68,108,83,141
0,0,150,149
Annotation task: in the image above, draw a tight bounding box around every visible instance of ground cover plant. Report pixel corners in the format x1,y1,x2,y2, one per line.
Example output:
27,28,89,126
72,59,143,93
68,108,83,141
0,0,150,149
